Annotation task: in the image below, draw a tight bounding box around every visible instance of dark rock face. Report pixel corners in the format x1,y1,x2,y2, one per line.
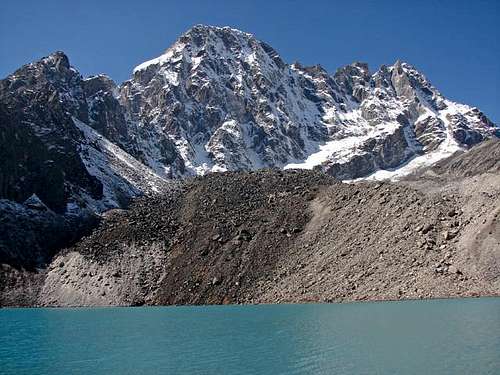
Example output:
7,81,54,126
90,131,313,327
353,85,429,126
414,116,445,151
0,55,103,213
334,62,371,102
0,52,171,269
82,75,130,148
0,199,99,268
319,111,423,180
324,127,413,179
0,50,172,213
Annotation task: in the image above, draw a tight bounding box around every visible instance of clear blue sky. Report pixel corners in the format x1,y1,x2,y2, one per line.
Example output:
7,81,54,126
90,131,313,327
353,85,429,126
1,0,498,123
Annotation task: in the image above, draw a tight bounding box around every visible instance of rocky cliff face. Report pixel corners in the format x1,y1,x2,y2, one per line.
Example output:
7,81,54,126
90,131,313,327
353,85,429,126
0,54,102,214
1,25,497,212
120,26,497,180
0,52,172,268
0,197,98,268
0,52,172,216
0,25,497,271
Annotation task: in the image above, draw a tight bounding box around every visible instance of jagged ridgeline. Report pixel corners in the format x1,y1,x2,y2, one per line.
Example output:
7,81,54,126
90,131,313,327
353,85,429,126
0,25,497,217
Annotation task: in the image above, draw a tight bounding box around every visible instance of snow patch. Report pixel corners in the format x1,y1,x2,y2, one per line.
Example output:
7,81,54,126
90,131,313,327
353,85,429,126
73,118,170,212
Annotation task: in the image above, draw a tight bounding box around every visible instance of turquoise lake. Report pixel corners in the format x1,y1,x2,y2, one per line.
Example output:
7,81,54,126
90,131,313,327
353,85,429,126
1,298,499,374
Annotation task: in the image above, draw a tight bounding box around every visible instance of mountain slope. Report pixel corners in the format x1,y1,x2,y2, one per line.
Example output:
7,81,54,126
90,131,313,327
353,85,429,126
3,141,496,306
1,25,497,212
120,25,497,179
0,52,172,216
23,164,500,307
0,25,497,273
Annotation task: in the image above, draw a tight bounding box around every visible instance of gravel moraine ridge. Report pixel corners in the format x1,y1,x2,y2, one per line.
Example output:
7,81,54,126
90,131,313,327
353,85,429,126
1,141,499,307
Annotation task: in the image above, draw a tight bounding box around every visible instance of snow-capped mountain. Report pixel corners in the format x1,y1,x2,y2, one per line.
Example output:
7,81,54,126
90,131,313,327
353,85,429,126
0,25,497,214
121,25,496,180
0,52,172,215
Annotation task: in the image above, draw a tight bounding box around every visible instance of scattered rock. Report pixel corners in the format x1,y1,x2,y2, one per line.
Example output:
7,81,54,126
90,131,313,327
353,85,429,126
443,231,457,241
448,265,462,275
236,229,252,241
422,224,434,234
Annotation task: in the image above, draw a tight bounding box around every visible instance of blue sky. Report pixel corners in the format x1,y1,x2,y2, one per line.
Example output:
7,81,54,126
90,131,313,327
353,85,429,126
1,0,498,122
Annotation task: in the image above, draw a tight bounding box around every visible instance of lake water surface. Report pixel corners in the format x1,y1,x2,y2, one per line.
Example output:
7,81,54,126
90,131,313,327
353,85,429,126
1,298,499,374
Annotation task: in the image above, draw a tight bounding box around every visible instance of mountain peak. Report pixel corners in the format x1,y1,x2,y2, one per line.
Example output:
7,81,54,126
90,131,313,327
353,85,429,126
41,51,71,70
132,24,283,74
335,61,370,77
183,24,254,38
351,61,370,72
133,25,253,74
392,59,416,74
